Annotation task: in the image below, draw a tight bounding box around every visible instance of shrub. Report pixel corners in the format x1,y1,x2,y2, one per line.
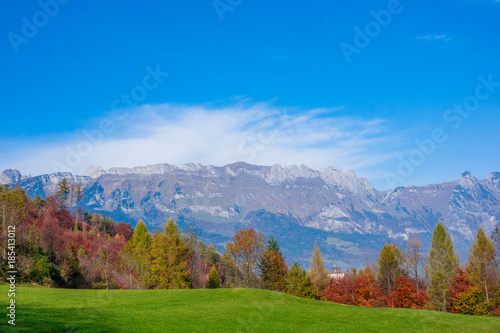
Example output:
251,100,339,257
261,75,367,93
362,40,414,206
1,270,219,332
453,287,490,316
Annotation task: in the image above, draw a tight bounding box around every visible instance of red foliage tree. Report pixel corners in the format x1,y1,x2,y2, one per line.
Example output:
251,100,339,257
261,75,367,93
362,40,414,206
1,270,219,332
448,267,472,313
325,266,387,307
114,222,134,241
391,275,427,309
355,268,387,307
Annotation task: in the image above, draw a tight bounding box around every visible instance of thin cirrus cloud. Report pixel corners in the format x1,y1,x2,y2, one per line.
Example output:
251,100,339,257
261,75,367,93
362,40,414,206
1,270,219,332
0,102,402,186
416,34,453,42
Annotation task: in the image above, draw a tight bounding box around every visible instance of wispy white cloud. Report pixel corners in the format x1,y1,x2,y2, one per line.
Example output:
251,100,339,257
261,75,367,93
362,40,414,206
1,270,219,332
0,102,405,188
416,34,453,42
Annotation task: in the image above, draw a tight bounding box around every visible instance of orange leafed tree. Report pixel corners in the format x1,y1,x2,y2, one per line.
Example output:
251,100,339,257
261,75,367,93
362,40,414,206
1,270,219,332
391,275,427,309
225,227,265,288
448,267,472,313
325,266,387,307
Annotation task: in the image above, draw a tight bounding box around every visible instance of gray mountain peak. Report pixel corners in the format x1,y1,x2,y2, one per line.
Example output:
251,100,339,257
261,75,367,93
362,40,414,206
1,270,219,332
0,169,22,184
458,171,478,187
321,167,374,197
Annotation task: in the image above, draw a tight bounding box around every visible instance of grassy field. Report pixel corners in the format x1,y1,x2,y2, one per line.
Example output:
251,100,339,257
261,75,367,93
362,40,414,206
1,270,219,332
1,285,499,332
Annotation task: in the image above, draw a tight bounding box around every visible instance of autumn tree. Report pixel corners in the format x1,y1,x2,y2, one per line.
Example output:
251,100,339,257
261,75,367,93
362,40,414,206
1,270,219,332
225,227,264,288
427,222,459,311
114,222,134,241
185,227,208,289
88,214,115,235
325,266,387,307
219,252,238,288
325,268,358,305
390,275,427,309
467,226,497,301
377,243,404,295
149,218,190,289
96,239,113,290
259,236,288,292
448,267,472,313
354,266,386,307
0,186,29,260
492,225,500,259
308,242,329,297
204,244,220,268
404,236,426,290
453,287,490,316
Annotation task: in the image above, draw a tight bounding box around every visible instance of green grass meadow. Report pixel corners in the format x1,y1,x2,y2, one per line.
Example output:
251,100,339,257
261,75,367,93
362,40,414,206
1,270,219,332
1,285,499,332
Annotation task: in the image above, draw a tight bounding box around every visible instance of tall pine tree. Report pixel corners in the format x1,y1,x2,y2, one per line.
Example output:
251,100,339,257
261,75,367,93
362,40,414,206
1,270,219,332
377,243,404,295
467,226,497,301
259,236,288,292
427,222,459,311
122,220,151,289
286,263,317,299
150,218,190,289
308,242,329,297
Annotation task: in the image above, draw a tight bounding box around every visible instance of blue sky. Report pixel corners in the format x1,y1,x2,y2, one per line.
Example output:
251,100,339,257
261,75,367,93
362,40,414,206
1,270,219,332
0,0,499,190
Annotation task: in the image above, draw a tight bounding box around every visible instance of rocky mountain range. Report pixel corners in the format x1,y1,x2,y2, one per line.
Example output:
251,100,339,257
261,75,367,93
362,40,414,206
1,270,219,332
3,163,499,270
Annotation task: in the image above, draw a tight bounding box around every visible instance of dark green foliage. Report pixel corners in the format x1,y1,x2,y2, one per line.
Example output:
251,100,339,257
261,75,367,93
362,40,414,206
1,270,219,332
286,262,317,299
259,237,288,292
28,255,52,285
377,243,404,294
219,252,238,288
88,213,115,234
207,266,221,288
204,244,220,267
267,235,281,254
57,178,70,199
32,195,45,213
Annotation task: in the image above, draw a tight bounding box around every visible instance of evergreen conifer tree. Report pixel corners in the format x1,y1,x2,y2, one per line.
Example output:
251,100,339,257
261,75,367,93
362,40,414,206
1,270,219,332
427,222,459,311
308,242,329,297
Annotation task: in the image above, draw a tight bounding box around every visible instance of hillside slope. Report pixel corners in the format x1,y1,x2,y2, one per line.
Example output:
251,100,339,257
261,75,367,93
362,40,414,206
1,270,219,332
2,286,499,332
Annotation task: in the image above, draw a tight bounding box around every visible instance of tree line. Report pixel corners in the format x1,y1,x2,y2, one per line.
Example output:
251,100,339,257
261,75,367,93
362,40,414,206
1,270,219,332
322,222,500,316
1,181,500,316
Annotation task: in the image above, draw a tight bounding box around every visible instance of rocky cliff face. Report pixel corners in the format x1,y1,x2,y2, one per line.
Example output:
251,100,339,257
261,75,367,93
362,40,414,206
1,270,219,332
9,172,91,198
0,169,23,184
6,163,500,268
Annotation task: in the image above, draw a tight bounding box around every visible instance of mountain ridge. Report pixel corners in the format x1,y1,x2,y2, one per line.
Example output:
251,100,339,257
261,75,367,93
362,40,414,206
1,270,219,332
3,162,499,269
